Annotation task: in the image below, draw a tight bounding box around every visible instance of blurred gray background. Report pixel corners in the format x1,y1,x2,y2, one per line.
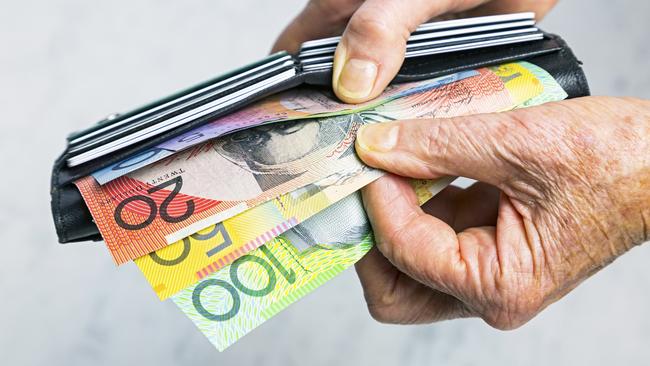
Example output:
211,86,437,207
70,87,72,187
1,0,649,365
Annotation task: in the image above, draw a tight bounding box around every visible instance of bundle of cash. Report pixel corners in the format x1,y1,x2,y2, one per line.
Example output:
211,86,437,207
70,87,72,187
74,61,568,350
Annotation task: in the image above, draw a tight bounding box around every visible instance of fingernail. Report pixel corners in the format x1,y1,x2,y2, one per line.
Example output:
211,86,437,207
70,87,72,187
337,59,377,100
334,52,378,101
356,124,399,153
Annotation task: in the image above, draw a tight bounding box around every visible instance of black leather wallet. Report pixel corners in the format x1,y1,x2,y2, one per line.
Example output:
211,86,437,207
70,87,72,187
50,26,590,244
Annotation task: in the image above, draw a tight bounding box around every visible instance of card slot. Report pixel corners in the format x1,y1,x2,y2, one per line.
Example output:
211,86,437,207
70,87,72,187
300,20,535,53
412,12,534,33
67,60,296,156
301,32,543,71
67,52,290,143
67,67,297,164
70,55,294,148
66,69,298,167
301,34,562,87
299,27,539,59
300,12,534,50
408,20,535,42
406,33,544,57
406,29,541,53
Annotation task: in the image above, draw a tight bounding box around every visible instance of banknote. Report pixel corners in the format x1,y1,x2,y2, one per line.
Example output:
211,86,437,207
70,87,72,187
355,66,541,130
172,177,454,351
136,168,384,300
142,62,554,299
135,64,543,297
92,71,479,184
76,68,514,264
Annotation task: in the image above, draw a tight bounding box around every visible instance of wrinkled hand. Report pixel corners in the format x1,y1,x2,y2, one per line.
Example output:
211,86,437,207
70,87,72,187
353,96,650,328
273,0,557,103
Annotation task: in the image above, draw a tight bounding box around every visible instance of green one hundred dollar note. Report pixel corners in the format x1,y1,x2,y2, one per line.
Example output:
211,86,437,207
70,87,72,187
171,192,373,351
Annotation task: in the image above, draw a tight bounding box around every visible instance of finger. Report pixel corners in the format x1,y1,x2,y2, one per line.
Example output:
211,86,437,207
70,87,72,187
355,246,471,324
421,182,500,231
332,0,489,103
363,172,542,321
272,0,364,53
354,108,537,189
361,174,521,302
361,174,467,294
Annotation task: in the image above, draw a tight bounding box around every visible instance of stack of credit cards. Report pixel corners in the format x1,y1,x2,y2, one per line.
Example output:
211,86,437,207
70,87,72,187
299,12,541,71
65,12,541,167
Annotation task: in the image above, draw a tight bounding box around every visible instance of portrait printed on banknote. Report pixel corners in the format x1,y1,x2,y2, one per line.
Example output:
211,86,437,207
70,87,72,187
283,193,371,253
212,113,365,191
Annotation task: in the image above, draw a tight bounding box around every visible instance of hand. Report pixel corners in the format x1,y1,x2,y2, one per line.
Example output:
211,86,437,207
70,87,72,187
353,96,650,328
272,0,558,103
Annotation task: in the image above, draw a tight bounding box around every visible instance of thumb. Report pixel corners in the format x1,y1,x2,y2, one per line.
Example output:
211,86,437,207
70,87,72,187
355,109,532,187
332,0,487,103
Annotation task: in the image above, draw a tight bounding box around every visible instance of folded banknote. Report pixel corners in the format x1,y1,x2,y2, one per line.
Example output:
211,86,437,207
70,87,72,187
76,62,548,265
131,61,562,301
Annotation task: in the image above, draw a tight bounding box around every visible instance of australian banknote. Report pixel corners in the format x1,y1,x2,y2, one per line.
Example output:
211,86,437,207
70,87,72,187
76,68,518,264
135,61,561,299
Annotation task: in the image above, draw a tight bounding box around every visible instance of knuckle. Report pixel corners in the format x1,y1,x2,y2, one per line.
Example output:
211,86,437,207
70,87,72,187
346,10,405,44
419,119,457,175
496,109,563,201
498,109,540,164
483,285,546,330
423,120,449,156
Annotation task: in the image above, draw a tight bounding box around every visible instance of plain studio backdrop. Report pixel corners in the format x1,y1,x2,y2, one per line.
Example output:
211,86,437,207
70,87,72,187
1,1,649,365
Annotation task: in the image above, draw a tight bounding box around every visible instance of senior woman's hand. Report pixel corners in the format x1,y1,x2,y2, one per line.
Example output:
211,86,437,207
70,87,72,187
353,97,650,328
273,1,650,329
272,0,557,103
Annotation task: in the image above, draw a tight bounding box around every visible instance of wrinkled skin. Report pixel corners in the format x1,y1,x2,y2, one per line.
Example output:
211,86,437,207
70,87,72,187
354,97,650,328
274,0,650,329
